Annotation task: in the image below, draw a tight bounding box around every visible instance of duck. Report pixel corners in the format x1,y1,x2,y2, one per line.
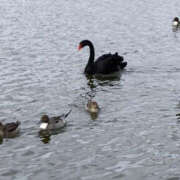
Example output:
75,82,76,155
78,40,127,75
172,17,180,27
86,100,99,113
40,110,71,130
0,121,20,138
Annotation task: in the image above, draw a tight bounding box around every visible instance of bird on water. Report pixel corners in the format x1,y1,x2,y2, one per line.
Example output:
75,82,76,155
172,17,180,27
78,40,127,75
0,121,20,138
40,110,71,131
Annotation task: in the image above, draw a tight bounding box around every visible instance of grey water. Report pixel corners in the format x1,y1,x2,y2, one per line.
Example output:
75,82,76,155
0,0,180,179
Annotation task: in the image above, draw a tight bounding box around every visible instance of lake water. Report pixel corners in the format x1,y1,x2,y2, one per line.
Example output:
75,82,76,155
0,0,180,179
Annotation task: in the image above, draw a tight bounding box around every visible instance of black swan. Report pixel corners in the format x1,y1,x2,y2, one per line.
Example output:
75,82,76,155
78,40,127,75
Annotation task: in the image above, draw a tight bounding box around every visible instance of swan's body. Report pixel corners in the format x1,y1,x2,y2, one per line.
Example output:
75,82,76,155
172,17,179,27
40,110,71,130
78,40,127,75
0,121,20,138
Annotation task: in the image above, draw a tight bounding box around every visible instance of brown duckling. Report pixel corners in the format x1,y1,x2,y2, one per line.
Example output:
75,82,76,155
40,110,72,130
86,100,99,113
0,121,20,138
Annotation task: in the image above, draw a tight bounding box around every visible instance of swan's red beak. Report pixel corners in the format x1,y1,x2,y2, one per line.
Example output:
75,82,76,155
78,44,82,50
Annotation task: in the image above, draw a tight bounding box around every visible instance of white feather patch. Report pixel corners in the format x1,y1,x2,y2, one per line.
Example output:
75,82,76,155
40,123,48,130
173,21,178,26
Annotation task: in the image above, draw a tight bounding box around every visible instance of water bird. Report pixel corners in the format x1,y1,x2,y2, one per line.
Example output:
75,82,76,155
0,121,20,138
176,113,180,118
86,100,99,113
78,40,127,75
172,17,180,27
40,110,71,130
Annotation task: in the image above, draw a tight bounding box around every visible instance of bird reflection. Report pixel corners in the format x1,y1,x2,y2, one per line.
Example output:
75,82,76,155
89,111,99,120
39,128,66,144
86,72,122,89
172,26,178,32
39,130,51,144
86,75,97,90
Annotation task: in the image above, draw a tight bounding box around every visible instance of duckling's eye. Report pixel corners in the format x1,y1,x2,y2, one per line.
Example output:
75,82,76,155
55,120,59,123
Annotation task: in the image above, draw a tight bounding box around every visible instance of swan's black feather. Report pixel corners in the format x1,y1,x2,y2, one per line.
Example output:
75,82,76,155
79,40,127,75
94,53,126,74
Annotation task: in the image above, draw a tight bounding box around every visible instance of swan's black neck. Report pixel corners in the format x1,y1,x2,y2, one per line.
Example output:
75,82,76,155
83,41,95,74
87,41,95,65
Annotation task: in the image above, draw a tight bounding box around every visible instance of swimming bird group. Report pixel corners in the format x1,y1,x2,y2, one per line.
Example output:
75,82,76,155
0,16,178,142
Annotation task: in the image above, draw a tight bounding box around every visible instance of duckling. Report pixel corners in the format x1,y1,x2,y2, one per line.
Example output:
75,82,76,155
86,100,99,113
0,121,20,138
172,17,180,27
40,110,72,131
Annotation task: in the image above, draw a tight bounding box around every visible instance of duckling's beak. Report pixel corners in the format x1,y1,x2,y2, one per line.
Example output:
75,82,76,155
40,123,48,130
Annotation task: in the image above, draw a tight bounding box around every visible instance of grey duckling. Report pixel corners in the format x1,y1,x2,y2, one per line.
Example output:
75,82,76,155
40,110,72,130
0,121,20,138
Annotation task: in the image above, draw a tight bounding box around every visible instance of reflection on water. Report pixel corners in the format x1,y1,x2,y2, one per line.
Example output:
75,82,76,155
86,72,122,87
172,26,179,32
85,73,122,99
39,128,67,144
39,130,51,144
86,75,97,90
89,112,99,120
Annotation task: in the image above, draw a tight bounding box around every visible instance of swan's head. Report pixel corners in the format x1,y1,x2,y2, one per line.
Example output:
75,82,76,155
173,17,179,26
40,115,49,130
87,100,99,113
78,40,92,50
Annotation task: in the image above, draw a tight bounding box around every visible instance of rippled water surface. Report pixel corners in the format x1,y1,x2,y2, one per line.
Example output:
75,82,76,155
1,0,180,179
